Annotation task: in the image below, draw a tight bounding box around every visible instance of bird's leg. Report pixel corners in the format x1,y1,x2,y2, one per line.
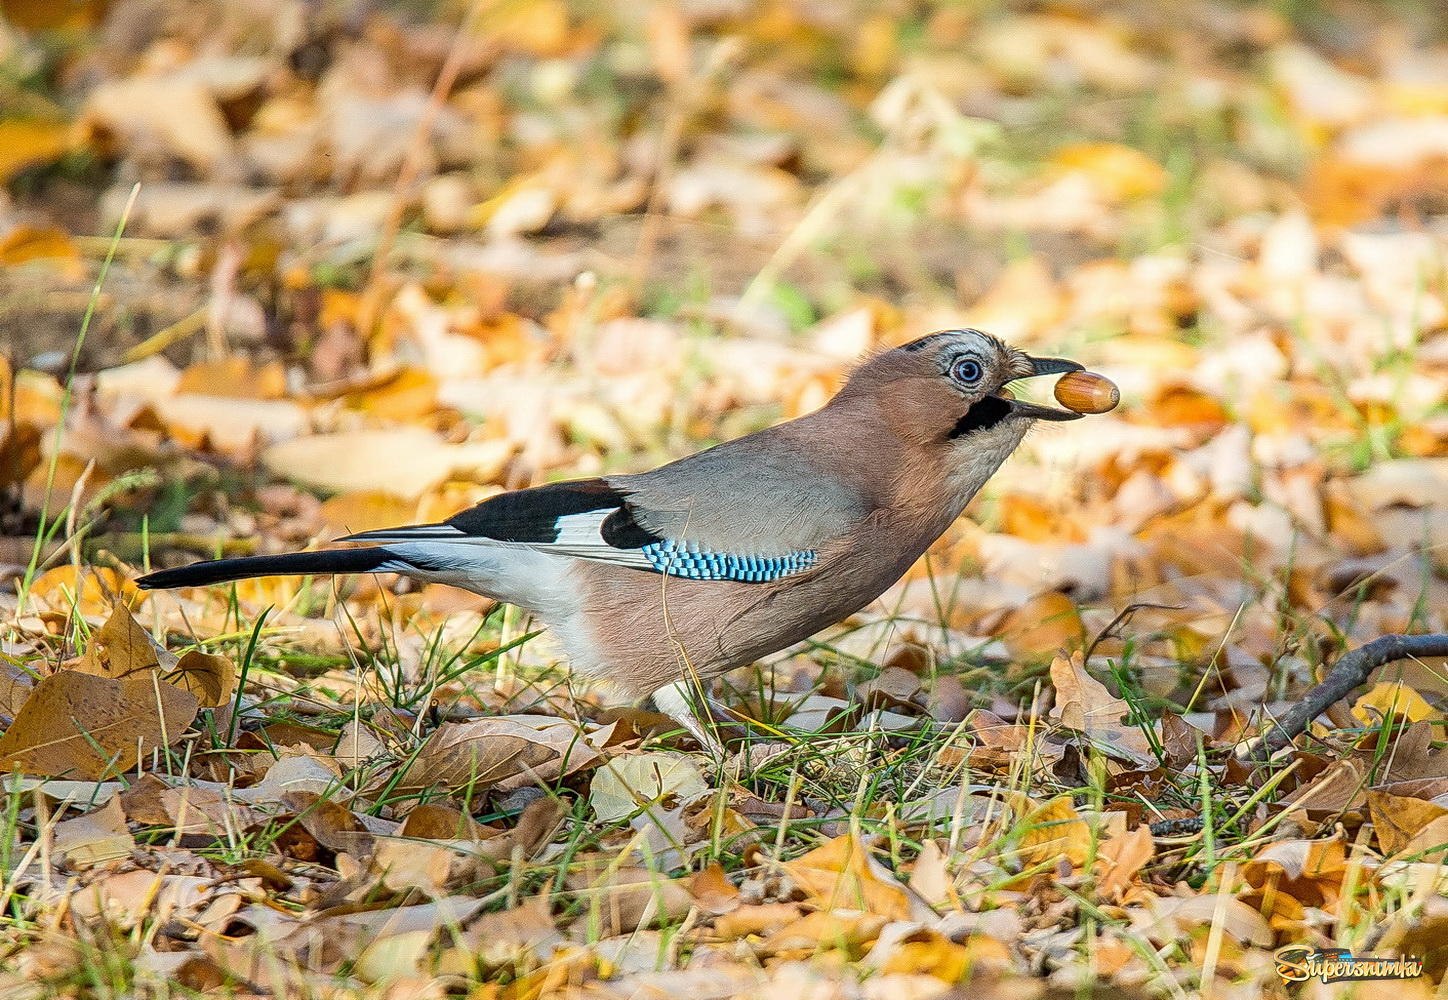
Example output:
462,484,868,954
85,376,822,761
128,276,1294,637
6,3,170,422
651,678,794,773
651,677,727,756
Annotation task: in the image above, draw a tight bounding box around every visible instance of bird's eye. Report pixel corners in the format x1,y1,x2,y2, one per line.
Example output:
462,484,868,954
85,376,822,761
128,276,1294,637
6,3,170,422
950,357,983,386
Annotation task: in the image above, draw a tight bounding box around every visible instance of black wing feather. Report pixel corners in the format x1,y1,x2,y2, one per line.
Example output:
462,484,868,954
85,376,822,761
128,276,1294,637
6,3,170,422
445,478,626,543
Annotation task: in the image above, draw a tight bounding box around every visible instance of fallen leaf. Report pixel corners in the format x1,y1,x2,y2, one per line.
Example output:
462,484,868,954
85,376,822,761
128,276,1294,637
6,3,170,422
263,428,513,500
394,715,611,793
0,119,70,183
780,833,929,921
1353,682,1440,725
50,795,134,868
1053,142,1167,201
757,909,890,958
565,862,695,936
0,225,80,269
1368,790,1448,856
165,650,236,708
0,670,198,779
75,603,168,680
1010,794,1094,870
1000,591,1085,660
1095,825,1155,901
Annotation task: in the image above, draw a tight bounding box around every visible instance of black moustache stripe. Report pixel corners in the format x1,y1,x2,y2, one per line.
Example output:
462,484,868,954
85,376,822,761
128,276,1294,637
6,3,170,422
948,396,1012,439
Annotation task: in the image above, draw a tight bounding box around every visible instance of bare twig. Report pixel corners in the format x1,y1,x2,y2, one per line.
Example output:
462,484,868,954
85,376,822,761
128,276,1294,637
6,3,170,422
1243,633,1448,760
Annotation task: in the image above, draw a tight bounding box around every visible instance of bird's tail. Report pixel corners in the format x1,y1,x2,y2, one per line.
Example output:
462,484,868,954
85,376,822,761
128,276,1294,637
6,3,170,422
136,547,394,590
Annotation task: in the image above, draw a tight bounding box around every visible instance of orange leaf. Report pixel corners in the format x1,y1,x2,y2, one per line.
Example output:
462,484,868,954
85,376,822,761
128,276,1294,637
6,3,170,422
780,833,922,920
1000,591,1085,661
0,224,80,268
0,120,70,182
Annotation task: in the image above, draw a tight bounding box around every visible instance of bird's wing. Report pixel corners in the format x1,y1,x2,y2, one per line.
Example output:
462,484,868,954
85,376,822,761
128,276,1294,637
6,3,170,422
341,458,867,583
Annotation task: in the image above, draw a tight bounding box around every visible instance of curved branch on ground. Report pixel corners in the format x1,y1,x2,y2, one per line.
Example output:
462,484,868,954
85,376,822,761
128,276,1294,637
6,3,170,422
1245,633,1448,761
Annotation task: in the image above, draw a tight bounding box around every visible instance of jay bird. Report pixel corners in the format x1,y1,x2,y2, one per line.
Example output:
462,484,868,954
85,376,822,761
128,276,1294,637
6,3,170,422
137,330,1087,747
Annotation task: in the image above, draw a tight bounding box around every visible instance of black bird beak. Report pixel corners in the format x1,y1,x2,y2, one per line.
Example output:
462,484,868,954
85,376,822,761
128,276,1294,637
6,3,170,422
997,355,1087,421
1027,356,1085,377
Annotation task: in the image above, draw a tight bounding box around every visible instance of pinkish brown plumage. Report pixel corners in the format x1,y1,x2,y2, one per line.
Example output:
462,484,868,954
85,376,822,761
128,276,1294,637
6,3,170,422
138,330,1089,737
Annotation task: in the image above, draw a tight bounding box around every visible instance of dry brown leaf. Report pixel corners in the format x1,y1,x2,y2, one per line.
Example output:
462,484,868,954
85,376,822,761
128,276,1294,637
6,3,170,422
75,603,167,680
50,795,134,868
1095,825,1155,901
0,670,198,779
394,715,612,793
399,802,490,841
565,862,695,936
0,657,36,719
138,778,244,836
365,838,460,897
165,650,236,708
1049,651,1157,764
70,869,242,932
281,790,375,854
1051,651,1128,731
688,863,741,915
441,895,561,973
1368,790,1448,857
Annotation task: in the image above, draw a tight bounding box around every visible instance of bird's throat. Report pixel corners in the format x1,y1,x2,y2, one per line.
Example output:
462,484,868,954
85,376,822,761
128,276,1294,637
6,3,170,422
947,395,1013,438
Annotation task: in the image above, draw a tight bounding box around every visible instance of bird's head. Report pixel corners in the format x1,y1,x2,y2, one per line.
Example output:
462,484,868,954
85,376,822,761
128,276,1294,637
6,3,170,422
838,328,1086,495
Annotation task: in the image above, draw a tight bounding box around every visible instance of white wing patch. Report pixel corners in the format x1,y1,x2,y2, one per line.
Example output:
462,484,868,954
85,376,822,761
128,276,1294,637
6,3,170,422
345,509,655,568
532,509,654,567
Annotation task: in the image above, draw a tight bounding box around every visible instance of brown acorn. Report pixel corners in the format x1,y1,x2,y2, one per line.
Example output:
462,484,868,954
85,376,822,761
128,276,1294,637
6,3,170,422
1053,371,1120,414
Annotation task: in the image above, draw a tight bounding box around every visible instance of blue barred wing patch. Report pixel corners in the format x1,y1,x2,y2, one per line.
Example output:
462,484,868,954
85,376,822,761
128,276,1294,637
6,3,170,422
640,539,817,582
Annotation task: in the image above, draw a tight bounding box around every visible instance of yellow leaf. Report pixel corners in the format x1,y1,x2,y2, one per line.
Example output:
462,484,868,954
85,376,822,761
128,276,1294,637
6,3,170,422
176,357,286,400
2,0,106,32
1011,793,1093,869
0,224,79,268
1353,681,1439,725
318,491,418,536
27,566,135,618
343,367,438,420
1053,142,1166,201
0,120,70,182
